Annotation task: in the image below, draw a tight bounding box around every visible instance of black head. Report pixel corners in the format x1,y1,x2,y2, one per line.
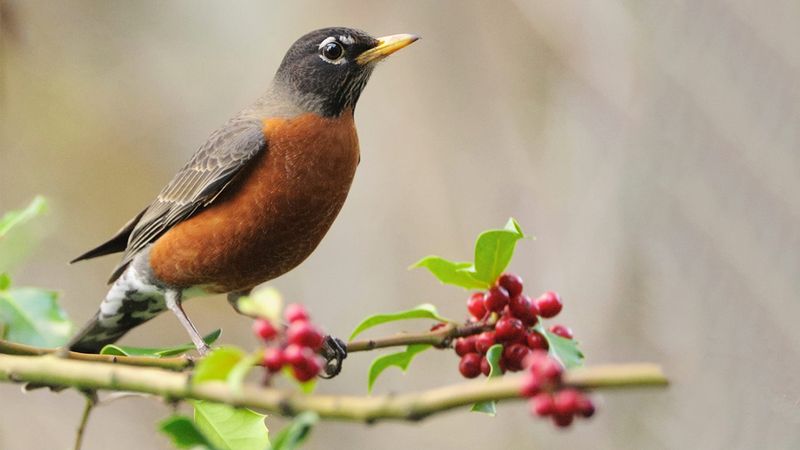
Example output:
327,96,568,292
273,27,418,117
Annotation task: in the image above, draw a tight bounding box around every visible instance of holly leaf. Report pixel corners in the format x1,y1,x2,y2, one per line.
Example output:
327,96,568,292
0,273,10,291
0,196,49,272
99,329,221,357
270,412,318,450
236,287,283,323
471,344,503,415
367,344,431,392
159,415,218,450
411,256,489,290
472,218,525,284
193,347,246,384
0,287,72,347
0,196,47,238
193,401,269,450
226,352,261,394
535,324,585,369
349,304,451,341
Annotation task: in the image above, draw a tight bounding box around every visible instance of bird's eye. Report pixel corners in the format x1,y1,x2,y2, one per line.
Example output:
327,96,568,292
320,41,344,62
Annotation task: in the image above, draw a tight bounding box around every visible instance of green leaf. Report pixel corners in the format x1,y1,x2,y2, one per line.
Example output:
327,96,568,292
159,415,217,450
349,304,451,341
193,401,269,450
99,329,221,357
535,324,585,369
0,273,10,291
227,352,261,394
193,347,246,384
367,344,431,392
471,344,503,415
410,256,489,290
472,218,525,284
270,412,318,450
0,287,71,347
0,196,47,238
237,287,283,323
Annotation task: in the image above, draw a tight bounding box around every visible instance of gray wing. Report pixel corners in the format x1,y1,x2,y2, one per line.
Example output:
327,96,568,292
108,119,267,282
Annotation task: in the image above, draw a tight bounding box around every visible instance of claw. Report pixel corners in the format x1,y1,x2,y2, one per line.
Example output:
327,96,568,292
319,335,347,378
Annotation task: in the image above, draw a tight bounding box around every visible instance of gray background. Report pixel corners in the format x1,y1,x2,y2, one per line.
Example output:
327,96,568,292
1,1,798,449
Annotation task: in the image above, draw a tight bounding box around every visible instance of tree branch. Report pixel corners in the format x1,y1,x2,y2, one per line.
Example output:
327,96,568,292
346,322,491,353
0,339,194,370
0,354,667,422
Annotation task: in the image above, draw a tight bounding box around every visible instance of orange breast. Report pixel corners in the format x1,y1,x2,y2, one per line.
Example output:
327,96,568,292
149,111,360,292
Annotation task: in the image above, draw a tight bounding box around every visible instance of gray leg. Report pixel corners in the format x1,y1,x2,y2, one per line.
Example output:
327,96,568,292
226,289,252,315
165,289,210,355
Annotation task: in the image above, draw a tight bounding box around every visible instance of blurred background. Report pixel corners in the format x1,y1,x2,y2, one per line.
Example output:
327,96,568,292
1,0,799,448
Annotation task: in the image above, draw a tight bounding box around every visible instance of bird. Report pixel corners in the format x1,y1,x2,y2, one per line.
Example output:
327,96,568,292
65,27,418,364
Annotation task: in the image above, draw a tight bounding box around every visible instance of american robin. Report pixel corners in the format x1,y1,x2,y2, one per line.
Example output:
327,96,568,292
65,28,418,366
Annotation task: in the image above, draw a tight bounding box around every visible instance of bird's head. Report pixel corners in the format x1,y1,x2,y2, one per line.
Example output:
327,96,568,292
273,27,418,117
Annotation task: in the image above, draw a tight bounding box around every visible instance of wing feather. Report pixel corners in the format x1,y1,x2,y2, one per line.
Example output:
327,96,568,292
105,118,267,282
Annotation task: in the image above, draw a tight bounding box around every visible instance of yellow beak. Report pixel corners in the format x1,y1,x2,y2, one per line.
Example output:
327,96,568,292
356,33,419,65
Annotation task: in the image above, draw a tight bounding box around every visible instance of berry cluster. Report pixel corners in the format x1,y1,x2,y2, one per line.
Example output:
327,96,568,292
521,350,595,427
455,273,570,378
453,272,595,427
252,304,326,382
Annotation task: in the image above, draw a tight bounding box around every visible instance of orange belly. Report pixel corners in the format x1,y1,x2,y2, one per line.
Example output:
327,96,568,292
149,111,359,292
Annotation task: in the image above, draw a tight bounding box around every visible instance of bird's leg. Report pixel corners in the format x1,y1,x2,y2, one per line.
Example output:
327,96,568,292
226,289,252,316
164,289,210,356
319,335,347,379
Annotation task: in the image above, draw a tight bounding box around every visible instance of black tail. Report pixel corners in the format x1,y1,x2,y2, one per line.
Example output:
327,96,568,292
70,208,146,264
66,312,126,353
66,309,156,353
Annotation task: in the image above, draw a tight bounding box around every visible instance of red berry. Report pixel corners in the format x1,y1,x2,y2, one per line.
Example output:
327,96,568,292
454,337,477,357
549,324,573,340
286,321,324,350
524,348,550,366
535,357,564,383
263,347,285,372
554,389,581,415
576,394,596,418
252,319,278,341
535,291,563,318
502,343,530,371
475,332,496,354
484,286,510,312
526,330,549,350
520,373,542,397
495,315,525,343
498,357,509,374
282,344,307,366
530,392,555,416
497,273,523,297
509,294,537,326
552,412,574,427
480,356,491,376
291,355,322,382
284,304,309,323
467,292,487,320
528,300,540,317
458,353,482,378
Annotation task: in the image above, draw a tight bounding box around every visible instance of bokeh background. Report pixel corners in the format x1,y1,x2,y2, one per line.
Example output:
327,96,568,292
2,1,799,449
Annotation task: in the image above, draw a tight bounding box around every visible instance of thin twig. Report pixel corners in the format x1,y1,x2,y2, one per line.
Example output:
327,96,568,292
0,354,667,423
346,321,493,353
0,339,194,370
73,391,96,450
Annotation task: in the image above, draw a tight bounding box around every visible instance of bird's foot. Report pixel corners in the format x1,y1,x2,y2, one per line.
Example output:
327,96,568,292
319,335,347,379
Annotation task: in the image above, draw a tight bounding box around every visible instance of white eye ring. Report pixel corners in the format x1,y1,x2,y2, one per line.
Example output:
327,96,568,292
318,37,346,64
